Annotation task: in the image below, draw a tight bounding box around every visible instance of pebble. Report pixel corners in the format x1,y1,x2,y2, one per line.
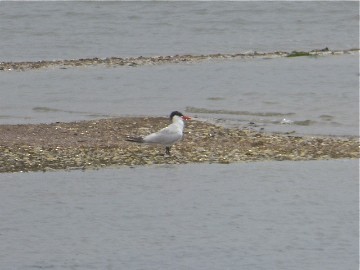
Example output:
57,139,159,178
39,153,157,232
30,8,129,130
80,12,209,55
0,117,358,173
0,49,358,72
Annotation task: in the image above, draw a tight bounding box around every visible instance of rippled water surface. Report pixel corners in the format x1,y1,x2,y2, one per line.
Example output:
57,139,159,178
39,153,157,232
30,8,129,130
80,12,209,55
1,54,358,136
0,160,358,270
0,2,358,136
0,4,358,269
1,2,358,61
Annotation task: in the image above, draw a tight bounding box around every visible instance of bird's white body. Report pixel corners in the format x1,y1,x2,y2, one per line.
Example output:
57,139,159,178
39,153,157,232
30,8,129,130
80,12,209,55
126,111,191,155
143,115,184,146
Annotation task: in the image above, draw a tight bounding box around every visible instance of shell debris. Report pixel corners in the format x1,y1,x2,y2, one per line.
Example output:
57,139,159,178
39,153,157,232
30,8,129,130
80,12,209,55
0,117,358,172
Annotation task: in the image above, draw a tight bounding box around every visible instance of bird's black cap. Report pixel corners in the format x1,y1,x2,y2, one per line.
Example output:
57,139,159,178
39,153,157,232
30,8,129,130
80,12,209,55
169,111,184,120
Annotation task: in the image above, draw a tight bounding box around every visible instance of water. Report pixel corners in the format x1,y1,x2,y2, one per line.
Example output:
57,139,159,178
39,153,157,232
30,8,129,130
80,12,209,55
0,2,358,136
1,54,358,136
0,160,358,270
1,2,358,61
0,4,358,269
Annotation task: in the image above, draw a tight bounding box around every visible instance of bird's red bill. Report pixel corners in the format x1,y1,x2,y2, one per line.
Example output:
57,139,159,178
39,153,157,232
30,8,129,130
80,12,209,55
182,115,191,121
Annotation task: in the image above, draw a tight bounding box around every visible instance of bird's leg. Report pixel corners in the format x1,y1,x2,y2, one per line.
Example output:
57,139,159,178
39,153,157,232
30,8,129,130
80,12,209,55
165,146,171,156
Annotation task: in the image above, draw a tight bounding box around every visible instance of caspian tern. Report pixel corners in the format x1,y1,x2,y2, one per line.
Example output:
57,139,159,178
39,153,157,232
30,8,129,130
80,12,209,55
126,111,191,155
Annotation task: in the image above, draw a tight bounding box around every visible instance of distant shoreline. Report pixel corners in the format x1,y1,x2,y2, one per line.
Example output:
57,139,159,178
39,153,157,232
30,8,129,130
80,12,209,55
1,48,358,72
0,117,358,173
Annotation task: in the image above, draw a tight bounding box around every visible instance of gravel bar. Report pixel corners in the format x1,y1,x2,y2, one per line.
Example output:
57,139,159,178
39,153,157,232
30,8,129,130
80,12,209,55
1,48,358,72
0,117,358,173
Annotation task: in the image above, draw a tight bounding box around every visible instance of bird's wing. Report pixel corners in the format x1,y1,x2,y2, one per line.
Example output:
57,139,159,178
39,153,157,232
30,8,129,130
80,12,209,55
143,124,182,145
125,136,144,143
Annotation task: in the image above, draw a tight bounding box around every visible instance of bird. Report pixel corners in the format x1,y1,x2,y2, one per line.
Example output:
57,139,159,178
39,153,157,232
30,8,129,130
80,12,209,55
126,111,191,156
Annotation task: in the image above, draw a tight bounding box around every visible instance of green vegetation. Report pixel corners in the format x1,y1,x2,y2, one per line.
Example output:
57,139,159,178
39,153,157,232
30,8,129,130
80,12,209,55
286,51,311,57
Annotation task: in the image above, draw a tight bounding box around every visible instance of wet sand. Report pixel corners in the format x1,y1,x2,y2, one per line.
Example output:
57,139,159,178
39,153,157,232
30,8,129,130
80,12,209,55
0,117,358,172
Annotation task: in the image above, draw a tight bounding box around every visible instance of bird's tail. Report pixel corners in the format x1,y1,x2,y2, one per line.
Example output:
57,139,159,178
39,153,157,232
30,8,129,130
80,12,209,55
125,136,144,143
